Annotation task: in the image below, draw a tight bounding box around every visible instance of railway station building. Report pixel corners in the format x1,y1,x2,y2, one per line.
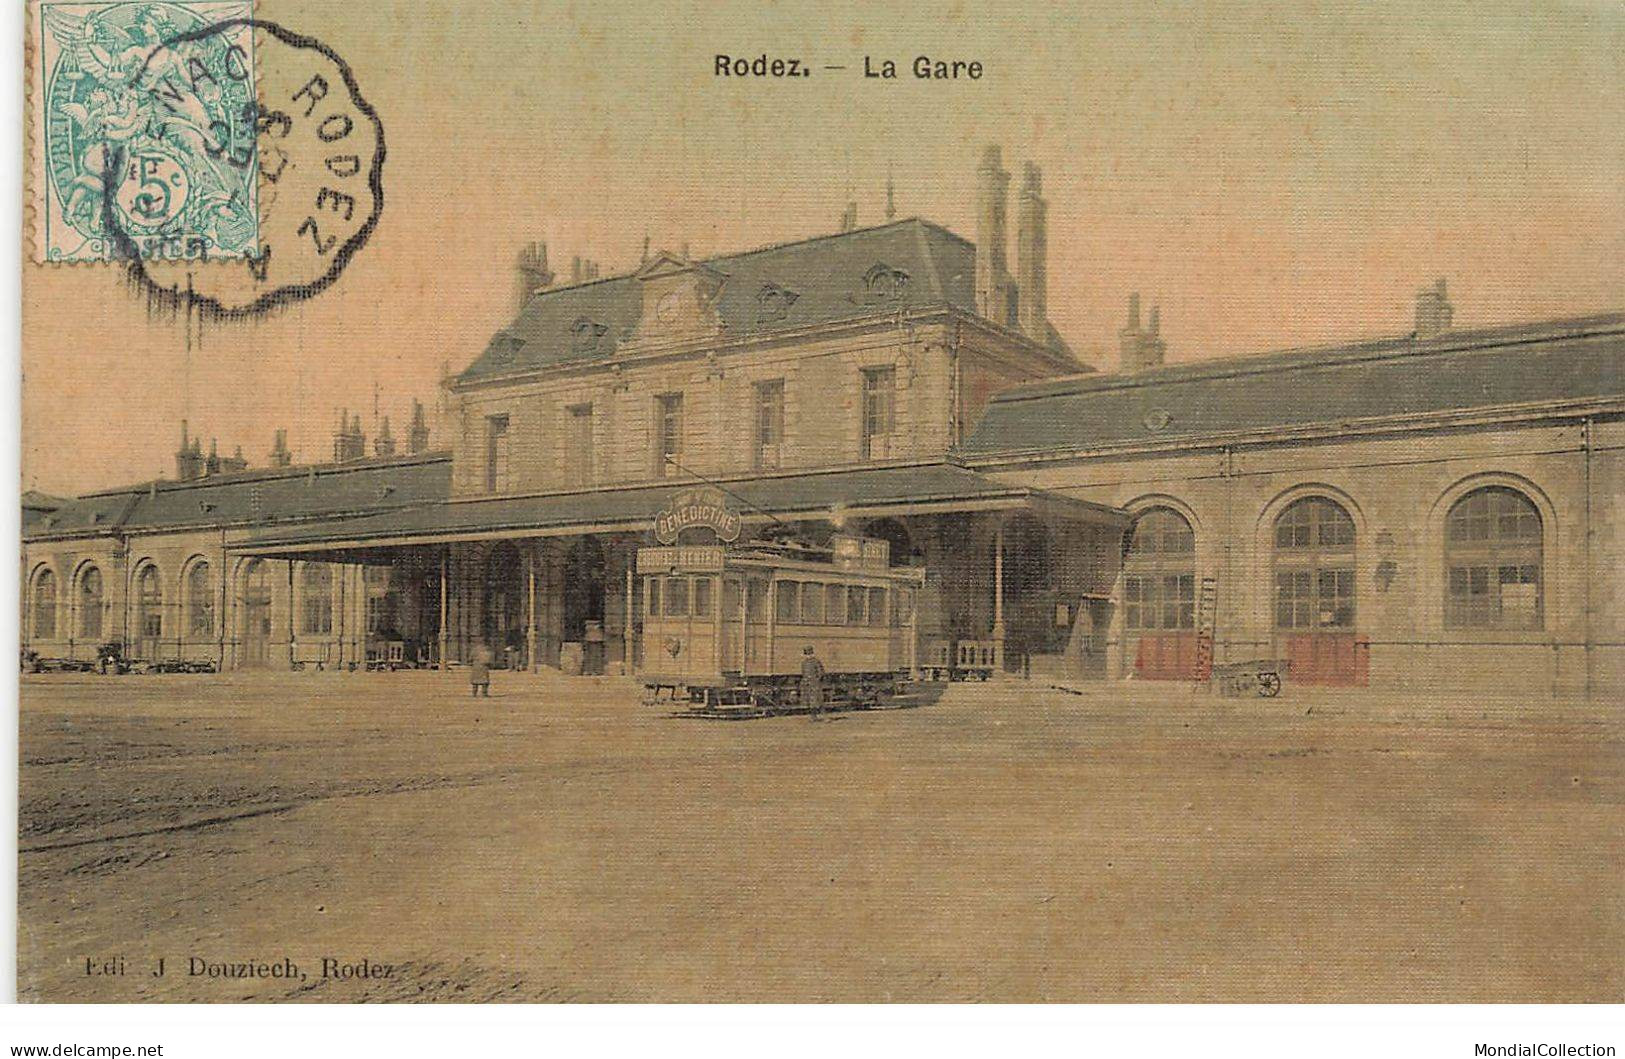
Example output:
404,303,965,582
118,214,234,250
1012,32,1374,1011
22,147,1625,697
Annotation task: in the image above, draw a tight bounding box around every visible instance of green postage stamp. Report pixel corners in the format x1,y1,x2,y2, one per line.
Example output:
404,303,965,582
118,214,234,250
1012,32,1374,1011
29,1,258,263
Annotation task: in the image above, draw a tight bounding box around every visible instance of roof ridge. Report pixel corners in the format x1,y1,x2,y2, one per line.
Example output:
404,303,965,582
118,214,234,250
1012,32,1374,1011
524,217,963,299
73,449,454,501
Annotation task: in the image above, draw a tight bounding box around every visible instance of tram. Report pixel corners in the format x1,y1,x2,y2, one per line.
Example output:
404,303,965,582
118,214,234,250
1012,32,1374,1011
637,534,925,712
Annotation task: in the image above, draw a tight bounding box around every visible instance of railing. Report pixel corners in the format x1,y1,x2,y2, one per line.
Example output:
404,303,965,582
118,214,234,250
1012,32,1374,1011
956,640,998,671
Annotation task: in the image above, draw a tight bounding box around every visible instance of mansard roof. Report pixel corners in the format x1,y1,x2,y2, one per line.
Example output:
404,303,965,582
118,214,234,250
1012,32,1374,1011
22,451,453,541
457,218,983,383
958,312,1625,459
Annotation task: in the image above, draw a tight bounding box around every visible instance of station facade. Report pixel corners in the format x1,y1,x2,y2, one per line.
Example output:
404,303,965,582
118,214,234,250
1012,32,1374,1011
21,147,1625,697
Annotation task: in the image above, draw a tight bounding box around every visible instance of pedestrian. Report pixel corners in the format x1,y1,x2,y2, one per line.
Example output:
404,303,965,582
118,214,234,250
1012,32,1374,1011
470,648,491,698
801,644,826,721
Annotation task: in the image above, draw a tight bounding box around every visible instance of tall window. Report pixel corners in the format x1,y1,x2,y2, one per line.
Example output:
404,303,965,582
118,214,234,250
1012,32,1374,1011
31,568,56,640
861,367,896,460
565,403,594,486
1273,497,1355,630
186,562,214,637
655,393,684,476
79,566,103,640
1123,508,1196,631
1445,487,1542,629
484,414,510,493
301,563,333,635
754,379,785,469
137,565,163,640
365,565,395,635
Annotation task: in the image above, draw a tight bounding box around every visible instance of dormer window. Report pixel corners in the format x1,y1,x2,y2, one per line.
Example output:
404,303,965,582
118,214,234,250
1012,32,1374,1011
862,263,910,303
757,282,800,322
570,317,609,353
490,332,524,364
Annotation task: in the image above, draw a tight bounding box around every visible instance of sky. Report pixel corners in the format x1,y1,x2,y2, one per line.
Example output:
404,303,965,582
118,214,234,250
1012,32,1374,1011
21,0,1625,495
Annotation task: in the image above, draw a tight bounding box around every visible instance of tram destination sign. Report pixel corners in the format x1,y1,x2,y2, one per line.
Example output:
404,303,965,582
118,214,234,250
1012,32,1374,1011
653,488,743,544
636,546,727,574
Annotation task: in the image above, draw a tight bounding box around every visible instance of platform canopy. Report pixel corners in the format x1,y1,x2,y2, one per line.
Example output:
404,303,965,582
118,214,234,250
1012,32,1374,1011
233,461,1129,561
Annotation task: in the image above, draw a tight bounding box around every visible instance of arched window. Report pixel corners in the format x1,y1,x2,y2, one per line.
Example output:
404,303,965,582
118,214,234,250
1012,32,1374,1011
32,568,57,639
301,563,333,635
186,561,214,637
137,565,163,640
79,566,103,640
1273,497,1355,630
1445,487,1542,629
1123,508,1195,631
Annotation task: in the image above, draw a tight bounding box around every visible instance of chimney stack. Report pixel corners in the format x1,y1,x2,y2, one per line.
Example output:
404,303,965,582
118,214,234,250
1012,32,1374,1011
407,399,431,454
332,409,366,463
1119,292,1167,371
375,415,396,457
175,421,205,481
1015,161,1047,339
975,145,1012,326
516,241,553,311
1414,277,1453,338
269,429,291,468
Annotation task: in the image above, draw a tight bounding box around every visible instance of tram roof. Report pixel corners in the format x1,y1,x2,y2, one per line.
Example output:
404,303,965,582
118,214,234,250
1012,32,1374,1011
233,461,1129,560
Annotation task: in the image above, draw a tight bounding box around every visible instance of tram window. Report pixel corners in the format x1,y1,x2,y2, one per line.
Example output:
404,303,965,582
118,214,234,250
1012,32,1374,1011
722,578,742,619
826,585,846,625
893,587,914,627
847,586,867,625
693,578,713,618
868,587,887,626
664,577,690,617
747,578,768,621
776,582,799,622
647,578,662,617
801,583,825,623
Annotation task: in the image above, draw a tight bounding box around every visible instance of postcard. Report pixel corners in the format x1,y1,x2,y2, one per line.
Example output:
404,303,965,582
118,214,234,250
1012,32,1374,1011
18,0,1623,1004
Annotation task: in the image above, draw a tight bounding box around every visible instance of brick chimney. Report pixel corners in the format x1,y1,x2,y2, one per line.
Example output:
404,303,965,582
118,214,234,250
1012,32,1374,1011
407,399,431,454
1119,293,1167,371
975,145,1012,326
374,415,396,457
332,410,365,463
1414,277,1453,338
268,428,291,468
175,421,204,481
1015,161,1047,339
516,241,553,311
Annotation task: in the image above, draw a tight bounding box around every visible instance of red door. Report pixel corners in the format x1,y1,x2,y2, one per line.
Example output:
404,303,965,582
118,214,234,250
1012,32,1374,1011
1273,498,1365,686
1133,631,1199,680
1282,633,1369,686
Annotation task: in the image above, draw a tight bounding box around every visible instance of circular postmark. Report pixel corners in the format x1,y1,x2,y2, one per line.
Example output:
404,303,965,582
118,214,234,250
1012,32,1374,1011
103,17,385,321
40,2,260,261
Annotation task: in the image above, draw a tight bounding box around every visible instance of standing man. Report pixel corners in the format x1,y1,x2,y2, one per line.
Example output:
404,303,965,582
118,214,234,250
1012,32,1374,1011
470,646,491,698
801,644,826,721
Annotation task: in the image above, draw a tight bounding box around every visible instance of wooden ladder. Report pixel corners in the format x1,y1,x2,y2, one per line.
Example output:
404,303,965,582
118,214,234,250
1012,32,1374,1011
1193,576,1218,685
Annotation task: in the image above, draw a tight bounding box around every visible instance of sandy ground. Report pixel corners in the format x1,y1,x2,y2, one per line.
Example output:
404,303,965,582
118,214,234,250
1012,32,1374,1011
17,671,1623,1002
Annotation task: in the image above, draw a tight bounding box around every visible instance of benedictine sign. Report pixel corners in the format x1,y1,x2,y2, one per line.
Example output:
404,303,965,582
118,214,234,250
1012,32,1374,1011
653,488,743,545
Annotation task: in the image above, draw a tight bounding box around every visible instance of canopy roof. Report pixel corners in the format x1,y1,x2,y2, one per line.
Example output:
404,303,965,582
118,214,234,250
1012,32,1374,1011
235,462,1127,560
